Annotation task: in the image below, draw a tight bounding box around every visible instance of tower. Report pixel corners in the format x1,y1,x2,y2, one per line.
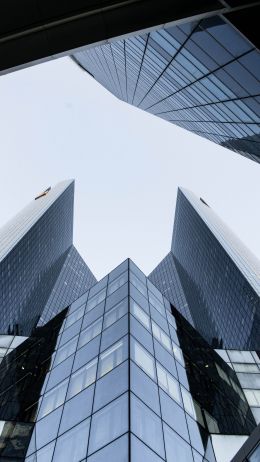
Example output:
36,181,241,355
149,188,260,350
0,180,96,336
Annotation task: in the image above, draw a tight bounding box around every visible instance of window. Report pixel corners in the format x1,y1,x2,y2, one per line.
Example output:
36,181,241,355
131,361,160,415
98,337,128,378
88,394,128,455
181,386,196,419
53,419,90,462
65,305,85,329
149,292,165,316
103,299,128,329
131,299,150,330
87,434,128,462
38,379,68,419
86,289,106,312
131,435,162,462
164,422,193,462
228,350,254,363
59,386,94,435
152,321,171,351
131,338,155,380
244,389,260,407
157,362,181,403
130,273,147,296
233,363,259,373
78,317,102,349
131,395,165,458
167,312,177,329
67,358,97,399
160,389,189,442
172,341,185,365
35,441,55,462
107,271,128,296
54,336,77,367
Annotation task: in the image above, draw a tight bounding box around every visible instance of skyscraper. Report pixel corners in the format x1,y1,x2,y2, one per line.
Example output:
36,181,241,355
74,11,260,163
149,188,260,351
0,183,259,461
0,180,96,336
0,260,257,462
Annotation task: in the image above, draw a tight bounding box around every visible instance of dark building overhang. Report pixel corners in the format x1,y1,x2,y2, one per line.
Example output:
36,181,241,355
0,0,259,75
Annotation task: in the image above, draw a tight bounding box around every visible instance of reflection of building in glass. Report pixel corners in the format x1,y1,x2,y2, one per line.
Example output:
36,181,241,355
149,188,260,351
0,260,258,462
74,14,260,163
0,180,96,336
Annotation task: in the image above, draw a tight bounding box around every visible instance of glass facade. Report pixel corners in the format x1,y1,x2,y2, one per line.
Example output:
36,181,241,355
0,259,256,461
0,180,96,336
215,349,260,426
74,15,260,163
149,188,260,350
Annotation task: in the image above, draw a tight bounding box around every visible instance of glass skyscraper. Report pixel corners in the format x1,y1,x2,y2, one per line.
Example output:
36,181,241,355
149,188,260,351
0,260,258,462
74,13,260,163
0,180,96,336
0,182,259,461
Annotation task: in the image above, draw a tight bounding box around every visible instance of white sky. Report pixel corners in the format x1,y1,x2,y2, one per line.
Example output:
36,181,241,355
0,57,259,280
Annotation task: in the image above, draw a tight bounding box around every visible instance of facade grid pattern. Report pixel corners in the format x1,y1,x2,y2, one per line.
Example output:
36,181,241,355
74,15,260,163
0,260,255,461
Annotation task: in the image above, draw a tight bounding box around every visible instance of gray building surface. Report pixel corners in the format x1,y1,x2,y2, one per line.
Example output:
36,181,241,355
0,180,96,336
149,188,260,350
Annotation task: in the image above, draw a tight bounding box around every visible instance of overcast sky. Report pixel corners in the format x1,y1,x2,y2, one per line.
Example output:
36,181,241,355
0,57,259,280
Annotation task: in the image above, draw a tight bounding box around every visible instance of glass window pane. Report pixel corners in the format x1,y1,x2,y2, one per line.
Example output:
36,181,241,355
101,314,128,352
131,394,165,458
36,441,55,462
131,434,162,462
78,317,102,349
131,299,150,330
88,393,128,455
87,434,128,462
67,358,97,399
181,386,196,419
103,298,128,329
107,271,128,295
38,379,68,419
244,389,260,407
53,419,90,462
157,362,181,404
163,422,193,461
94,361,128,412
172,341,185,365
131,337,155,380
130,273,147,297
152,321,171,351
159,389,189,442
233,363,259,373
87,289,106,312
73,336,100,372
131,361,160,415
65,305,85,329
54,336,77,367
59,385,94,434
36,407,62,450
98,337,128,378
